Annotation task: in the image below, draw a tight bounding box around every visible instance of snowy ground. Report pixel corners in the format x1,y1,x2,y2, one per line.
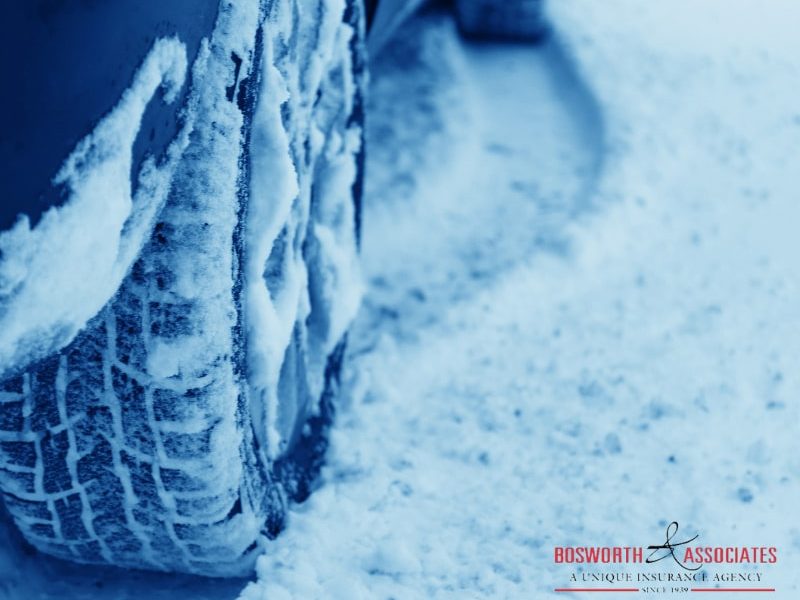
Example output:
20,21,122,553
240,2,800,598
3,0,800,597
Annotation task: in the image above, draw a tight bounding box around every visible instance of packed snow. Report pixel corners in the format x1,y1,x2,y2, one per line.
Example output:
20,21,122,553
2,0,800,597
246,0,362,457
239,1,800,597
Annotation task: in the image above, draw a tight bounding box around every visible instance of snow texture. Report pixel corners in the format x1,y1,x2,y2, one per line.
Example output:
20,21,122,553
2,0,800,596
245,0,362,459
238,3,800,598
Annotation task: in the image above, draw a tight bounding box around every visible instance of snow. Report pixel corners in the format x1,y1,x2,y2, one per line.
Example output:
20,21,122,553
2,0,800,596
238,2,800,598
245,27,303,460
0,37,189,378
245,0,363,457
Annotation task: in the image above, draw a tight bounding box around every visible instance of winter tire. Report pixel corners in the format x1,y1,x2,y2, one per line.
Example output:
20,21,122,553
0,0,365,577
454,0,547,41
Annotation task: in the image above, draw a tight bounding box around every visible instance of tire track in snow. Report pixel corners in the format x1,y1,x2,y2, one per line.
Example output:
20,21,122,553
235,11,610,598
355,16,603,350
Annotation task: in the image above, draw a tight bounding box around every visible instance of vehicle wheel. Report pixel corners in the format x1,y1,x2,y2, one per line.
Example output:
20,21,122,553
454,0,548,41
0,0,365,577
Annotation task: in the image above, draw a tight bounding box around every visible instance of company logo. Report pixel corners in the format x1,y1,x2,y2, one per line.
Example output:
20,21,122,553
552,522,778,594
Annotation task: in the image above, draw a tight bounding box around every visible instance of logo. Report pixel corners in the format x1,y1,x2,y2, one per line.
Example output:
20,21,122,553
553,522,778,594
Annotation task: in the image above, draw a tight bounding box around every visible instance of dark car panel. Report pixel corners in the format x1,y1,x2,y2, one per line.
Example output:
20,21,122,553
0,0,219,231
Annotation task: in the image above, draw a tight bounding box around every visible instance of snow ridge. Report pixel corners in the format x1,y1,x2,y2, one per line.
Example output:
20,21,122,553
245,0,362,459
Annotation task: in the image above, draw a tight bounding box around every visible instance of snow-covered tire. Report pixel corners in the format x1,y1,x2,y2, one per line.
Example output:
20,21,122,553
0,0,365,577
454,0,547,41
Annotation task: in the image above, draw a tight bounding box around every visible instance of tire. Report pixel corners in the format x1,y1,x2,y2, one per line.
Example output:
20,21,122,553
0,0,365,577
454,0,548,41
